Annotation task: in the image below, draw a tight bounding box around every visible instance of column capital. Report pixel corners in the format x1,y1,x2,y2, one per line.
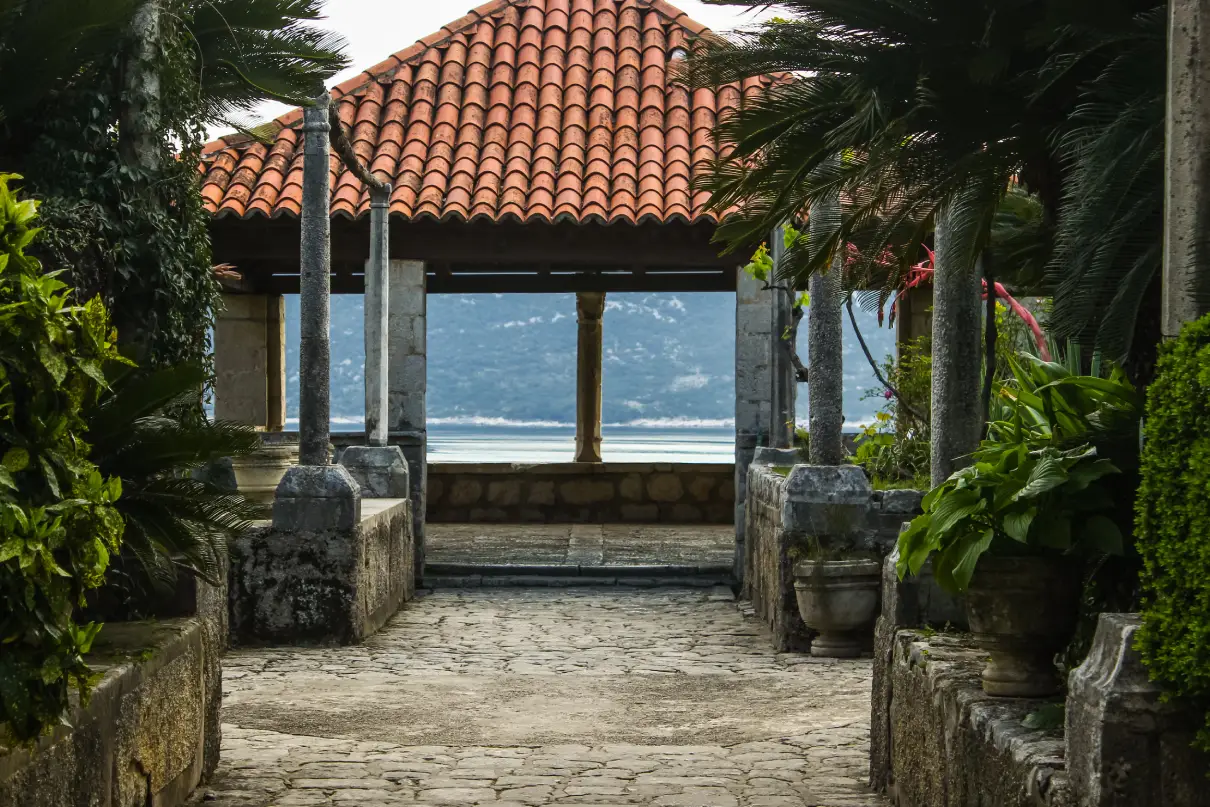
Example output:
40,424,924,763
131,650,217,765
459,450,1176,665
576,291,606,322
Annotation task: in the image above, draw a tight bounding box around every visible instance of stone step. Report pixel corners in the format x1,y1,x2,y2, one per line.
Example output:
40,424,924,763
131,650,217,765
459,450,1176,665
422,562,735,589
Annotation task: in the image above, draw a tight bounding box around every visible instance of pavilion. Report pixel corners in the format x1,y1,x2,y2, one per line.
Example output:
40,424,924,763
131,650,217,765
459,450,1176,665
198,0,798,578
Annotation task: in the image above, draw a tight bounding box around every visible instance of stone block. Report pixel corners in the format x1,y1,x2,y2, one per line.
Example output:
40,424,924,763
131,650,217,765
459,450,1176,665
688,475,716,502
752,447,802,467
621,503,660,521
230,500,414,645
448,479,483,506
428,477,445,503
647,473,684,502
340,445,410,498
487,480,522,506
527,481,556,506
1066,613,1210,807
619,474,644,501
560,479,615,505
670,503,703,522
272,465,362,532
877,488,925,515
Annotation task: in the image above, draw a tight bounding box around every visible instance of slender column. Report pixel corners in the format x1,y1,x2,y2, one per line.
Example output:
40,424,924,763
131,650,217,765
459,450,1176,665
575,291,606,463
364,185,391,446
734,266,775,585
930,210,983,486
214,294,285,429
770,226,797,448
298,95,332,466
388,260,428,572
1163,0,1210,334
808,198,846,466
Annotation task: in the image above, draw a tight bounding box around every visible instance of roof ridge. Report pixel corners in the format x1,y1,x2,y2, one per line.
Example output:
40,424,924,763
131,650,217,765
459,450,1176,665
201,0,719,155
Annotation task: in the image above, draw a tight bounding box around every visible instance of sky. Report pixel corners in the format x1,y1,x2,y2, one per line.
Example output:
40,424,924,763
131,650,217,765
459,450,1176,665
238,0,777,127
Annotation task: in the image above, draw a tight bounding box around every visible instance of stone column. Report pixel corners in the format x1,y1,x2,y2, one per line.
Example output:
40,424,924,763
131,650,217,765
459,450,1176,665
929,210,983,487
769,226,797,449
388,259,427,571
273,94,361,532
1164,0,1210,334
575,291,606,463
341,185,410,498
214,294,286,430
895,282,932,350
808,198,846,466
735,266,776,584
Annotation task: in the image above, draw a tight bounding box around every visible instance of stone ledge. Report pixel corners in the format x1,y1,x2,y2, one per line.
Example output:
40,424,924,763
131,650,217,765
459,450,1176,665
230,499,414,645
888,630,1073,807
0,618,221,807
429,462,733,475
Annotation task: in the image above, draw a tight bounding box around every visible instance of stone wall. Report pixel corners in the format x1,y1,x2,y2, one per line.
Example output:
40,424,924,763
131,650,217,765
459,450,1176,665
229,499,414,644
426,463,734,524
742,453,923,652
0,618,223,807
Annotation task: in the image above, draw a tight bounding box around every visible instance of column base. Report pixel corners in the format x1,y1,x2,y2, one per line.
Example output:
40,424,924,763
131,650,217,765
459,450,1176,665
272,465,361,531
340,445,410,498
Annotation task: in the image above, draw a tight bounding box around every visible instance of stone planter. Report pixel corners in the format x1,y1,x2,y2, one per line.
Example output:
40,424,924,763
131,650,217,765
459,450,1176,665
964,555,1080,697
231,440,299,503
793,559,882,657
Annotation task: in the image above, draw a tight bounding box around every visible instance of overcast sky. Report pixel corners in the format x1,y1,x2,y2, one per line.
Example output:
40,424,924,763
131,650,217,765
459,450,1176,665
238,0,777,127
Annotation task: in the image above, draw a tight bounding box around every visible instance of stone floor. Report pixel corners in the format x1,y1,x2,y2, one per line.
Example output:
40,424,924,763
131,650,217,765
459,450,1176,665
197,588,883,807
425,524,736,569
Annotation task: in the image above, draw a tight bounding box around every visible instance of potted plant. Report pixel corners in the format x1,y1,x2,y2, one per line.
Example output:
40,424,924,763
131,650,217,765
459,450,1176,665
897,349,1137,696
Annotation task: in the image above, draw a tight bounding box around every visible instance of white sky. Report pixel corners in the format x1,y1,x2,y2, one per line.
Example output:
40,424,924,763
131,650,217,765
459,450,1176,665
239,0,777,128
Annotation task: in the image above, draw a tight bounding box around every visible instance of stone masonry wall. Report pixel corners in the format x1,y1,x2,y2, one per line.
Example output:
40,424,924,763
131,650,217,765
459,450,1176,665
0,618,223,807
426,463,734,524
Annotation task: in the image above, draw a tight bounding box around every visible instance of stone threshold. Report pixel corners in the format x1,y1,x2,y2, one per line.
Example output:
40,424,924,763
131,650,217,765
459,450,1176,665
424,561,735,589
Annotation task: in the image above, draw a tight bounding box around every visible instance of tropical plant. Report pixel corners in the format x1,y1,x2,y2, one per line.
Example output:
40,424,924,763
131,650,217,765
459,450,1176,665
897,349,1138,592
853,334,931,489
1135,312,1210,752
0,176,126,745
85,364,264,591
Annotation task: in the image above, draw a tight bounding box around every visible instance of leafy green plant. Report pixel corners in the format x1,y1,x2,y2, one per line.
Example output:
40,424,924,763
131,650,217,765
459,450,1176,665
1135,312,1210,752
85,364,265,591
898,350,1138,593
852,335,930,489
0,176,126,745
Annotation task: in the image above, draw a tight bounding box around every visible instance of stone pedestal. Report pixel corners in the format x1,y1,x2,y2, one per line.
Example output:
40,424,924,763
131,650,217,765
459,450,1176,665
575,291,605,463
388,259,427,574
272,465,361,532
341,444,410,499
1066,613,1210,807
214,293,285,430
735,265,776,583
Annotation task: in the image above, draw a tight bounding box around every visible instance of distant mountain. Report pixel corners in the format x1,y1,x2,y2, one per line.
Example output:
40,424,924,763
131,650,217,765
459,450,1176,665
283,292,897,428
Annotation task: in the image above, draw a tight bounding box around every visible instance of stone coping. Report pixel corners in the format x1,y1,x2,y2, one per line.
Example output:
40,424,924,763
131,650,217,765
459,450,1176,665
251,496,407,527
0,618,218,807
888,629,1072,807
429,461,733,475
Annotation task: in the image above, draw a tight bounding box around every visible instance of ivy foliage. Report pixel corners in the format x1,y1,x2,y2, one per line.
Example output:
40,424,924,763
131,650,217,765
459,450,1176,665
0,176,127,745
1136,312,1210,752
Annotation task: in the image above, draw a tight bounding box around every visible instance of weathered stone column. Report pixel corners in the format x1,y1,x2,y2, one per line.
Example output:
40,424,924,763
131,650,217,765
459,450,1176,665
273,94,361,532
388,259,427,570
808,199,846,466
119,0,161,171
341,185,410,498
214,294,286,430
1164,0,1210,334
735,266,776,584
769,226,797,449
929,210,983,487
575,291,606,463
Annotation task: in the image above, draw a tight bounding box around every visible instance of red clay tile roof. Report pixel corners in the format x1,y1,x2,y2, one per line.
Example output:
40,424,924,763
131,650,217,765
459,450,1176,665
199,0,773,225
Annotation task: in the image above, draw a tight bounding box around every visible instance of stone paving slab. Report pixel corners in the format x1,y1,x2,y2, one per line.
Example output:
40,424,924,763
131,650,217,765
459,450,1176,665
197,589,885,807
425,524,736,569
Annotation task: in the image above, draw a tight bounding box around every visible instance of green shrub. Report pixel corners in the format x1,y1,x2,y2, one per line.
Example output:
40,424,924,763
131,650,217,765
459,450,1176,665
0,175,126,745
1136,313,1210,752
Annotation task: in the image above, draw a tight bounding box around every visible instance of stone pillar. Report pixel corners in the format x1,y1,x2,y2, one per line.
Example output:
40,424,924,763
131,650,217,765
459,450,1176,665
769,226,797,449
808,199,846,466
575,291,606,463
388,259,427,572
341,184,410,499
929,210,983,487
895,282,932,350
273,94,361,532
1066,613,1210,807
214,294,286,430
735,266,776,583
1164,0,1210,334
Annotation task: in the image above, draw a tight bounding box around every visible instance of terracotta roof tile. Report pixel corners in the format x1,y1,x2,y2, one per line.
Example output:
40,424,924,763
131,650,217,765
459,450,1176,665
200,0,775,225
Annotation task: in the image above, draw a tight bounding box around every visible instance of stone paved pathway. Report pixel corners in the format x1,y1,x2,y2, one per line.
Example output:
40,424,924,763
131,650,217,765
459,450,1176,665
197,588,883,807
426,524,735,569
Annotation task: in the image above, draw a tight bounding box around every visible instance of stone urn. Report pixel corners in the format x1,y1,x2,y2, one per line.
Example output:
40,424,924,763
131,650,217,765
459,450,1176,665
964,555,1081,697
231,438,300,504
793,559,882,657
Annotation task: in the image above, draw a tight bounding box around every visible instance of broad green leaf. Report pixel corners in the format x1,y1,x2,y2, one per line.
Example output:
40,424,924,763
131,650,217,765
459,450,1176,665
927,488,983,538
1012,455,1068,502
1080,515,1124,556
2,447,29,472
1002,508,1035,543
